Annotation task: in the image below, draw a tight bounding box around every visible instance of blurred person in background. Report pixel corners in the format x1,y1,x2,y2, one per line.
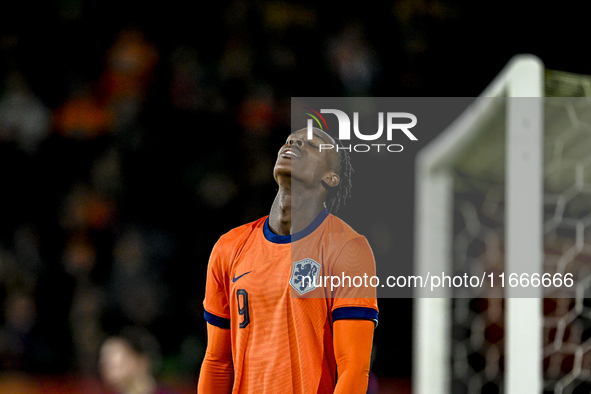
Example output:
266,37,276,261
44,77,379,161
0,71,51,154
99,326,177,394
104,227,170,329
0,291,37,370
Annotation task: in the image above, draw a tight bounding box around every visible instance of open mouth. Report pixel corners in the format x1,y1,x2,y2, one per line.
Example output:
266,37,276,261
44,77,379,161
280,147,300,158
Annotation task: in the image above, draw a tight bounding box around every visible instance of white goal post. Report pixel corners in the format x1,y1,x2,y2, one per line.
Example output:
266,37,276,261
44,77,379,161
413,55,544,394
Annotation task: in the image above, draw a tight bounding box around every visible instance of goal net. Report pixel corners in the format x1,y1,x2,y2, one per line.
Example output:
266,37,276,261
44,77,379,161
414,55,591,394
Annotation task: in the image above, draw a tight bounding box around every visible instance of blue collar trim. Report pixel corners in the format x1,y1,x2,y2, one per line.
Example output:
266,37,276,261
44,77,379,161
263,209,329,244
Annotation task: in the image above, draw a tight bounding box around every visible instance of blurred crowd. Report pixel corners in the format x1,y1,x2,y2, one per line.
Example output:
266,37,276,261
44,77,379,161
0,25,203,384
0,0,464,391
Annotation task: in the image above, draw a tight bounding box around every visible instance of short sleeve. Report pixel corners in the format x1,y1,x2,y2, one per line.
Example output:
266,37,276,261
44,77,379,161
203,239,231,329
330,236,379,326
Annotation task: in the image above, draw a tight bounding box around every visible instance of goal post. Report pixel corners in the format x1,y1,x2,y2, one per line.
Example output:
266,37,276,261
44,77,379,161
505,59,544,394
413,55,545,394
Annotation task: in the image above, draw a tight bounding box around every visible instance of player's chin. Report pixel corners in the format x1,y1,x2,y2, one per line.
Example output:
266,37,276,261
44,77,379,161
273,161,292,179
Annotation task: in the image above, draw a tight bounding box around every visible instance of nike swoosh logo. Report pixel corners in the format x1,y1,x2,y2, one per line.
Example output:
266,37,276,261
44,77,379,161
232,271,253,283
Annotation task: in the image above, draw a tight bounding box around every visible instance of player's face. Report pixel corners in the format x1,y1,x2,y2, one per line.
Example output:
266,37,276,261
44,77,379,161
274,128,339,189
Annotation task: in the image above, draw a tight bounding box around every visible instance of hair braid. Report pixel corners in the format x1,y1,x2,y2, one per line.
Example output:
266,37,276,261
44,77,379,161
326,137,353,213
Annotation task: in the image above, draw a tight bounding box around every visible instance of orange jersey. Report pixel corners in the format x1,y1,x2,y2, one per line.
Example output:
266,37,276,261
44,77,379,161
203,209,378,394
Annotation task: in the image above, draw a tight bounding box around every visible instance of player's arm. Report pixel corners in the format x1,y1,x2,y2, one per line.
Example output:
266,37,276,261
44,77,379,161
199,238,234,393
197,323,233,394
331,237,378,393
333,319,375,394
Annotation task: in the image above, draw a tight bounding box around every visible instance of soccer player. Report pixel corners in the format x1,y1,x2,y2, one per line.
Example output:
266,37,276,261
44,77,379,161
198,127,378,394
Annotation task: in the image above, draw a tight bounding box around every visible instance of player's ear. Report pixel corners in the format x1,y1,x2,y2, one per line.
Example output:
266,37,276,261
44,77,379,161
323,172,340,188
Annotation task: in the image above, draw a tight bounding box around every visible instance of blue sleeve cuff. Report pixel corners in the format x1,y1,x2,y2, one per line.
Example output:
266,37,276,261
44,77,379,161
332,307,379,328
204,310,231,329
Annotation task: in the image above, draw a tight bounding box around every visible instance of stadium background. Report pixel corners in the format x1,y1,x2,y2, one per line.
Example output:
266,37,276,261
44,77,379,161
0,0,588,392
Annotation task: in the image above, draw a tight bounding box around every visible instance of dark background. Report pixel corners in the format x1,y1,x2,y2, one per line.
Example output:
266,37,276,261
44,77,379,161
0,0,588,392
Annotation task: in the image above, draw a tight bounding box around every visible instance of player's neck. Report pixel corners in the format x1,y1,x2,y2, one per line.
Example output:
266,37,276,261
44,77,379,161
268,186,326,236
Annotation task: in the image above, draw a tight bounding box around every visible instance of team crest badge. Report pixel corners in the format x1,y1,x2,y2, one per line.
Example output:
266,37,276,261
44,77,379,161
289,258,321,295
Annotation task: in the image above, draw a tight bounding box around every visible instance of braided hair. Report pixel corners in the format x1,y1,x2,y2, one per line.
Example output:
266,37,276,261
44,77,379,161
325,136,353,214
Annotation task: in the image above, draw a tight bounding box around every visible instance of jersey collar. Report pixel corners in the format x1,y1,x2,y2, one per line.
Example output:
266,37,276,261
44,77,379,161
263,209,329,244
